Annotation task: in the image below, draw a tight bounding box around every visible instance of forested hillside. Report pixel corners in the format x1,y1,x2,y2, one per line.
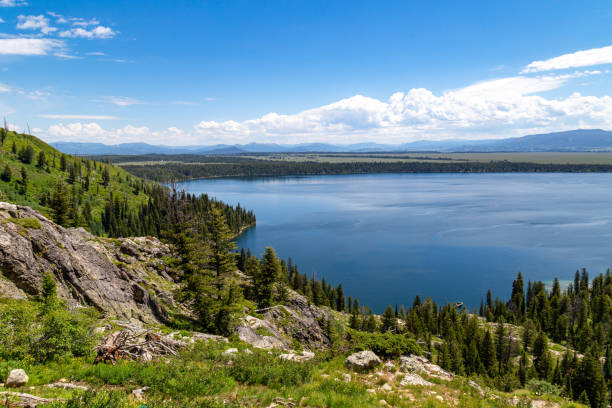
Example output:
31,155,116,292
96,154,612,182
0,130,255,237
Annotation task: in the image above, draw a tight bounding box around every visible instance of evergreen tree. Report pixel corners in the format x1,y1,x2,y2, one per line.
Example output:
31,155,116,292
36,151,46,168
0,164,11,182
533,331,551,380
381,304,395,332
50,179,69,226
20,166,28,194
18,145,34,164
253,247,281,308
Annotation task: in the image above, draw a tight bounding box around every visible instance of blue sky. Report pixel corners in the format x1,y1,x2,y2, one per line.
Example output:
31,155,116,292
1,0,612,145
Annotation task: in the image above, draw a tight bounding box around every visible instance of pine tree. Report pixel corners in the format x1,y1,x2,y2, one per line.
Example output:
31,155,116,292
20,166,28,194
50,179,69,226
101,166,110,186
381,304,395,332
336,284,345,312
480,330,497,376
533,331,551,380
36,151,46,168
254,247,281,308
0,164,11,182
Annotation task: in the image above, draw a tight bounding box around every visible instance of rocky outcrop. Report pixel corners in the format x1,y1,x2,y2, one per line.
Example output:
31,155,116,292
345,350,382,371
5,369,28,388
399,355,454,381
0,203,178,323
235,289,333,351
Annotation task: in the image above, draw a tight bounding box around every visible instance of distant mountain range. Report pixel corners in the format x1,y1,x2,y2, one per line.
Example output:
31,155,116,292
51,129,612,155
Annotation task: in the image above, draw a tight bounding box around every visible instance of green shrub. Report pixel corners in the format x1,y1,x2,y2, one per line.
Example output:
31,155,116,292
346,330,421,358
527,379,562,396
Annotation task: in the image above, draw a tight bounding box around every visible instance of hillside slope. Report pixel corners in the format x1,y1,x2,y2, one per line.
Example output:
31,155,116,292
0,130,255,237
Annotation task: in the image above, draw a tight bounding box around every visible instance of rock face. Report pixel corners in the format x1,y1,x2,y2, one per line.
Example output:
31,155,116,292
5,369,28,387
399,355,454,381
0,203,178,323
235,290,333,351
345,350,382,371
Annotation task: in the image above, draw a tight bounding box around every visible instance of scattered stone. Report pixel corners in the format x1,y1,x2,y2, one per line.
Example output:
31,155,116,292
321,374,329,379
468,380,485,397
267,396,296,407
223,348,239,355
383,361,395,371
5,369,28,388
379,399,388,406
381,383,393,392
436,395,444,402
399,373,434,387
244,348,253,354
47,382,89,391
131,386,150,401
342,373,352,382
279,350,315,362
345,350,382,371
366,389,376,394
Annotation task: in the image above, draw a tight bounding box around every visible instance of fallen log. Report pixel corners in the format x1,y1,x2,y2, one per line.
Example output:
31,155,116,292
95,329,187,364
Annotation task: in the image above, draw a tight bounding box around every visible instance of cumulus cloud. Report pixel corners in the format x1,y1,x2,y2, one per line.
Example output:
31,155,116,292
40,114,118,120
59,26,116,39
0,0,27,7
0,38,64,55
46,123,186,144
523,45,612,73
70,17,99,27
17,14,57,34
190,70,612,144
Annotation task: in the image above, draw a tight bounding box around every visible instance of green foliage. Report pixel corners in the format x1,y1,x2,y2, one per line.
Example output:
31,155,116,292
228,350,314,388
527,379,562,396
5,216,41,229
346,330,421,358
253,247,281,308
0,274,98,363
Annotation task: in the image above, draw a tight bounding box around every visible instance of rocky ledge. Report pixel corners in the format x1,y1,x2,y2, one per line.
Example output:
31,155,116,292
0,202,178,323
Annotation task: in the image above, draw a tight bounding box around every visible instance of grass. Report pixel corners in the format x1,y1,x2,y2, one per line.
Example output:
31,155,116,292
3,216,41,229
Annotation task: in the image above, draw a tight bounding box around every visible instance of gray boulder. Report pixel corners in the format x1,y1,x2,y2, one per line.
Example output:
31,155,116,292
345,350,381,371
6,369,28,387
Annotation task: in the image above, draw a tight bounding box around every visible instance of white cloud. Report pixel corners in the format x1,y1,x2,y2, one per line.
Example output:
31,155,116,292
94,96,143,106
523,45,612,73
0,0,27,7
40,114,118,120
70,17,99,27
203,97,216,101
0,18,4,23
0,38,64,55
189,70,612,144
86,51,107,56
46,123,186,144
59,26,116,39
0,83,10,93
17,15,57,34
47,12,67,24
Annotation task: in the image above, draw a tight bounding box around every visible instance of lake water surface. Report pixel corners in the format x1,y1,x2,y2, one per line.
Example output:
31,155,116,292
177,173,612,312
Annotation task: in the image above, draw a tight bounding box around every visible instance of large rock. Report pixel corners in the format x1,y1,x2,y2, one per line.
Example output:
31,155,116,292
234,290,333,351
5,369,28,387
399,354,454,381
0,203,179,323
345,350,382,371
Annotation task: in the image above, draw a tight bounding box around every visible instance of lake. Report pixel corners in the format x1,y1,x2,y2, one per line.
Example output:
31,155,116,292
177,173,612,312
